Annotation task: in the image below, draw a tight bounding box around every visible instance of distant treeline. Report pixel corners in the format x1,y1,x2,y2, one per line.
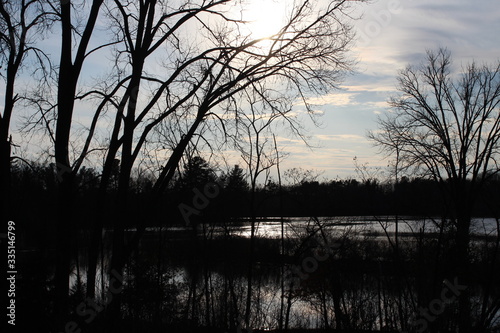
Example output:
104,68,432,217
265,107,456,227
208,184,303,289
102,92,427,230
10,158,500,235
10,158,500,332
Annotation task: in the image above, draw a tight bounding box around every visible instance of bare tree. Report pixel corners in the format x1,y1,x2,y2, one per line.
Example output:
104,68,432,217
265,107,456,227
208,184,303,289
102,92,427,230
0,0,54,221
21,0,361,328
369,48,500,332
233,89,285,329
52,0,105,326
78,2,360,327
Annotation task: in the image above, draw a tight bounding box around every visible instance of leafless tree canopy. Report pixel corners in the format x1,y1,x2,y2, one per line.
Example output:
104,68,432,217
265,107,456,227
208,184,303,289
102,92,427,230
369,48,500,331
25,0,363,329
33,0,359,200
0,0,55,222
370,49,500,186
0,0,366,330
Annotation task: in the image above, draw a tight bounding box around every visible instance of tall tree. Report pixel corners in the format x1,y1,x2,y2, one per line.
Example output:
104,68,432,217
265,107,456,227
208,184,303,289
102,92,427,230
53,0,105,327
178,156,217,190
83,2,360,326
369,48,500,332
225,164,248,193
238,96,281,329
22,0,361,328
0,0,53,222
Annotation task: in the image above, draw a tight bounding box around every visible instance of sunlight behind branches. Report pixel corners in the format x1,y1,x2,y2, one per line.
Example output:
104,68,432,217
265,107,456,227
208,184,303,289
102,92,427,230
239,0,288,40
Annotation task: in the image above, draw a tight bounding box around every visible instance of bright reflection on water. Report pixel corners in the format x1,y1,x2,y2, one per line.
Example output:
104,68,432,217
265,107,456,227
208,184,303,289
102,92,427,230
176,216,499,239
71,216,498,330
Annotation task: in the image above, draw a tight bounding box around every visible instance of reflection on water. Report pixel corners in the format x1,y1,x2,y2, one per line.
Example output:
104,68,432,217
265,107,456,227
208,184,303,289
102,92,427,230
143,216,498,239
71,216,499,330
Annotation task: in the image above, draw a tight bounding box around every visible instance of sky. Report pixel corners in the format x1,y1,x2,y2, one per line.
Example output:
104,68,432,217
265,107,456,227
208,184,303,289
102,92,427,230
276,0,500,180
6,0,500,183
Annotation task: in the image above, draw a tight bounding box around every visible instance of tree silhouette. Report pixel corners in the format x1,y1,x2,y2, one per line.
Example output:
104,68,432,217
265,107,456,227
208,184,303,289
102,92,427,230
225,164,249,193
178,156,217,190
369,48,500,331
89,1,361,328
51,0,106,325
9,0,365,329
0,0,54,225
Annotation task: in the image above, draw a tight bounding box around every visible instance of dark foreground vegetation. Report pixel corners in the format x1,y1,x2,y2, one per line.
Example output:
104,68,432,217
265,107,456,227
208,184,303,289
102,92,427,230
10,160,500,332
1,0,499,331
9,159,500,227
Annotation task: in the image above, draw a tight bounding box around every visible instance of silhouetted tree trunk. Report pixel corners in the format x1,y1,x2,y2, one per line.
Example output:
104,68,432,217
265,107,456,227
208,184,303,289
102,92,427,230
0,0,53,225
369,48,500,332
236,93,283,328
22,0,361,328
106,67,145,332
54,0,104,326
274,134,286,331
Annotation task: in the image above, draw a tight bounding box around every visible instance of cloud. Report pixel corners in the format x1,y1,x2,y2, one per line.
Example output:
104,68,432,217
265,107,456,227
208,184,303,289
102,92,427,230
297,93,359,107
343,84,393,93
315,134,367,142
367,101,388,109
286,0,500,179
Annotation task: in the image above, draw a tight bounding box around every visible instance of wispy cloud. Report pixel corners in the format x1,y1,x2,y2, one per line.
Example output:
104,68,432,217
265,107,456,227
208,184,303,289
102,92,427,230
315,134,367,142
366,101,388,108
221,0,500,180
296,93,359,107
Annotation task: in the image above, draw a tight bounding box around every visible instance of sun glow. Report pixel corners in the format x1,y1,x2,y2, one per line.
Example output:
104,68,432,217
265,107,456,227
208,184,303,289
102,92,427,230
241,0,288,40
